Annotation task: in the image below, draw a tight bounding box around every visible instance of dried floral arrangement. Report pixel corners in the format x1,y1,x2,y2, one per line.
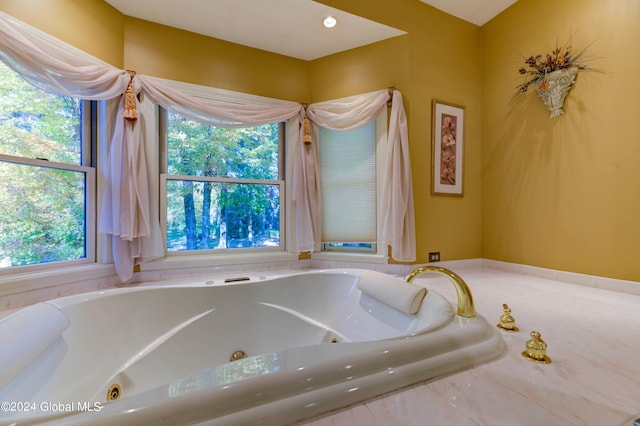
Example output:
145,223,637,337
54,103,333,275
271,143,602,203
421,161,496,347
514,38,594,97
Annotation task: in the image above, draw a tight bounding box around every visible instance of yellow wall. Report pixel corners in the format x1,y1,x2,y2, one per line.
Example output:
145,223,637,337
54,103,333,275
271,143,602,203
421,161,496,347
0,0,124,67
314,0,483,264
122,17,310,102
482,0,640,280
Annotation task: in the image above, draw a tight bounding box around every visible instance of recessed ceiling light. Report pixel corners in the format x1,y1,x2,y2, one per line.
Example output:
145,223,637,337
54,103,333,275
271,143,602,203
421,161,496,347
323,15,337,28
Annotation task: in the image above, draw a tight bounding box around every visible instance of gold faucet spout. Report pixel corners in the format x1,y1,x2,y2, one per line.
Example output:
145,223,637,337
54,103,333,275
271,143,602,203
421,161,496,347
405,266,476,318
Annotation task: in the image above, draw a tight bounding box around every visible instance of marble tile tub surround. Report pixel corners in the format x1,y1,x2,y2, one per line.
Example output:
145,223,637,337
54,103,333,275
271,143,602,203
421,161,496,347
0,259,308,317
1,259,639,425
2,257,638,317
298,262,640,426
0,267,120,318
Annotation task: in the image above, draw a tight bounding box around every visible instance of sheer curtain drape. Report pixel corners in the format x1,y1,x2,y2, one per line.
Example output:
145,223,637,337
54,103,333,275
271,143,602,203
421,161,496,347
384,90,416,261
135,76,301,127
304,90,416,261
0,11,416,281
0,11,151,282
0,12,130,99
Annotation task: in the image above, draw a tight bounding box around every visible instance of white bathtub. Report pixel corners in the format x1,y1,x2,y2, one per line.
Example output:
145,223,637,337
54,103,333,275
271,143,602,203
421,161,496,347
0,269,505,425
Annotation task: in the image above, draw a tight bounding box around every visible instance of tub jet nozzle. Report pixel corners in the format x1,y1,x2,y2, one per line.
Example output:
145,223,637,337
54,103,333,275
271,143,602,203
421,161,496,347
230,350,247,362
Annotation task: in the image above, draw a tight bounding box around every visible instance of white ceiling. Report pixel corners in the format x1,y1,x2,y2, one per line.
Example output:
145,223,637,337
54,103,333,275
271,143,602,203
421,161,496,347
420,0,518,26
105,0,517,61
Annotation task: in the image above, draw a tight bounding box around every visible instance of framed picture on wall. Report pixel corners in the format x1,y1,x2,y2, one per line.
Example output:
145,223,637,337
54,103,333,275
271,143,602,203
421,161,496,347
431,100,464,196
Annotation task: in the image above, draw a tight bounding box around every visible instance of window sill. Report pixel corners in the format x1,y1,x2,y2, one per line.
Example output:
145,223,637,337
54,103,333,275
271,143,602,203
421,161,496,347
310,251,388,264
0,264,116,297
139,251,300,272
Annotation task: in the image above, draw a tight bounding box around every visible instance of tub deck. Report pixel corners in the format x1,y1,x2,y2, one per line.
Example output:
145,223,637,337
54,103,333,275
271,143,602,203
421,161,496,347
0,269,505,425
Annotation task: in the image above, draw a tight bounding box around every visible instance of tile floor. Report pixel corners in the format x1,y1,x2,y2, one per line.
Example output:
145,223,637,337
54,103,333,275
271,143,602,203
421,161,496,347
297,263,640,426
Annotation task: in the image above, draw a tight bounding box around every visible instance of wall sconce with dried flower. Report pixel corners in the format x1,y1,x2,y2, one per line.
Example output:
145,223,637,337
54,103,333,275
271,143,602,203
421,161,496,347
514,39,595,118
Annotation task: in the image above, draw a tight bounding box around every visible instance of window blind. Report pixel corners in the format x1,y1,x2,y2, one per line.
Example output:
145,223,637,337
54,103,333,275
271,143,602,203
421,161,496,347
319,120,376,243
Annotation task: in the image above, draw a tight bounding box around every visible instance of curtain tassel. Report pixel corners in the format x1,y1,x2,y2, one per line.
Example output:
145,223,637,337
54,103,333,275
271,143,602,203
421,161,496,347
123,72,138,122
387,86,395,107
303,114,312,145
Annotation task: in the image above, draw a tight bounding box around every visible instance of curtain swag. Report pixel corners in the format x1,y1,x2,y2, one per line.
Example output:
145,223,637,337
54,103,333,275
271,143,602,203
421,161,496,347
0,11,416,281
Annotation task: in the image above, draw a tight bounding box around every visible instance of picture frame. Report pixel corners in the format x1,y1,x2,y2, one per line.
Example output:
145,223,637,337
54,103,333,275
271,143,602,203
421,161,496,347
431,100,465,196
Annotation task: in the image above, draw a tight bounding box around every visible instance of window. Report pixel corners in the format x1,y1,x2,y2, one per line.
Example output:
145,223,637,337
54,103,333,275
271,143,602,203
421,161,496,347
0,62,95,271
161,110,283,252
318,111,386,255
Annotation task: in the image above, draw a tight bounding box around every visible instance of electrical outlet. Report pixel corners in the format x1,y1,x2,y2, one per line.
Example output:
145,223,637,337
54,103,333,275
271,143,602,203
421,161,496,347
428,252,440,262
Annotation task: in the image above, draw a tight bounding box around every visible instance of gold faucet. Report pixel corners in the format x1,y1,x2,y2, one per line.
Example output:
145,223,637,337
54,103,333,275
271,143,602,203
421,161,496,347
497,303,519,332
521,331,551,364
405,265,476,318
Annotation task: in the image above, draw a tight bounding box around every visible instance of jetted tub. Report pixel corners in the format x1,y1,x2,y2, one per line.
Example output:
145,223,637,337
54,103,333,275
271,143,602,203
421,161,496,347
0,268,505,425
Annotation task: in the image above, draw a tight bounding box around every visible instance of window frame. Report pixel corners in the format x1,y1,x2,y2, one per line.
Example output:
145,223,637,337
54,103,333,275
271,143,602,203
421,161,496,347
0,98,96,275
159,107,287,256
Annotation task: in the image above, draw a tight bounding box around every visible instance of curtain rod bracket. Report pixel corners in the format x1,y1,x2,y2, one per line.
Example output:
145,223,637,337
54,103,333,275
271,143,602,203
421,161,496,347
387,86,395,106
